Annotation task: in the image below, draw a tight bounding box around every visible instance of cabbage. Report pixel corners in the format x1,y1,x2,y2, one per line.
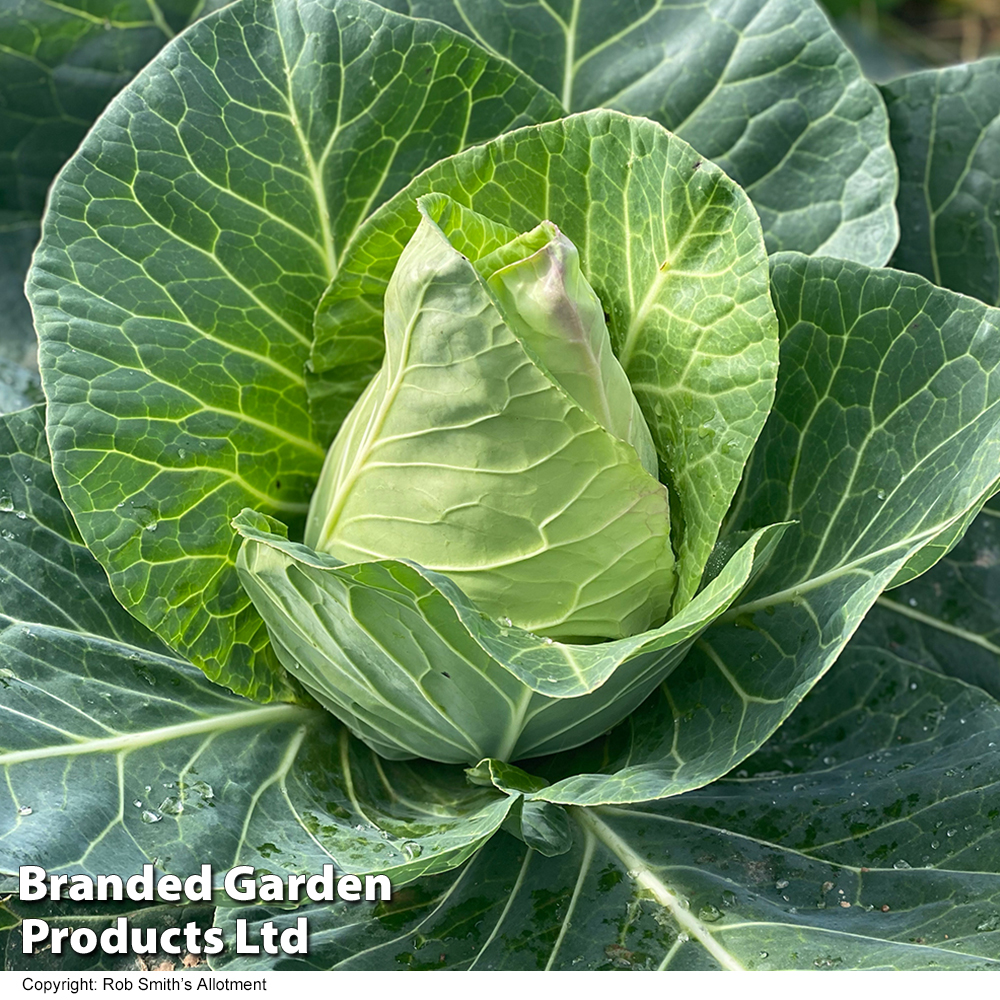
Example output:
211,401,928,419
232,189,778,763
305,195,673,642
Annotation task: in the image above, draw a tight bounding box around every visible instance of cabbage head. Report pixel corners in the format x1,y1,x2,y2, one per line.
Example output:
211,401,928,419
234,191,776,764
305,194,673,642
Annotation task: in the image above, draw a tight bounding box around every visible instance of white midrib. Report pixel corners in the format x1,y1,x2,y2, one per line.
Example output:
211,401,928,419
561,0,581,110
616,195,720,373
572,806,745,971
275,14,337,277
313,313,417,548
725,517,955,620
494,685,535,763
876,595,1000,655
617,267,668,372
0,704,313,767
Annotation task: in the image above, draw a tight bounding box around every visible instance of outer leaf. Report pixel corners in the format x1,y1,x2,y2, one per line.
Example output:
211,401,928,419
0,639,511,884
313,110,779,608
0,2,226,371
210,641,1000,970
0,406,170,649
884,475,1000,590
28,0,562,699
377,0,899,263
867,494,1000,700
2,898,216,972
0,0,217,216
715,643,1000,877
0,406,514,887
0,640,512,884
234,508,783,762
883,58,1000,307
523,255,1000,806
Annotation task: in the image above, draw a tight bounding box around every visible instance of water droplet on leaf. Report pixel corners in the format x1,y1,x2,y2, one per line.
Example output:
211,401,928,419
190,781,214,801
159,797,183,816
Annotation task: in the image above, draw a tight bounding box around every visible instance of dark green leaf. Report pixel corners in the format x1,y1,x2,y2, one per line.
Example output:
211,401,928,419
525,255,1000,806
210,639,1000,969
0,0,215,217
0,640,511,884
883,58,1000,307
865,494,1000,700
377,0,899,263
0,405,169,647
2,897,216,972
0,1,226,373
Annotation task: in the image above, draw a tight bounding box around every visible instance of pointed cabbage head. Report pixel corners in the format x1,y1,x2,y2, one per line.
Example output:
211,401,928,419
305,194,675,642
